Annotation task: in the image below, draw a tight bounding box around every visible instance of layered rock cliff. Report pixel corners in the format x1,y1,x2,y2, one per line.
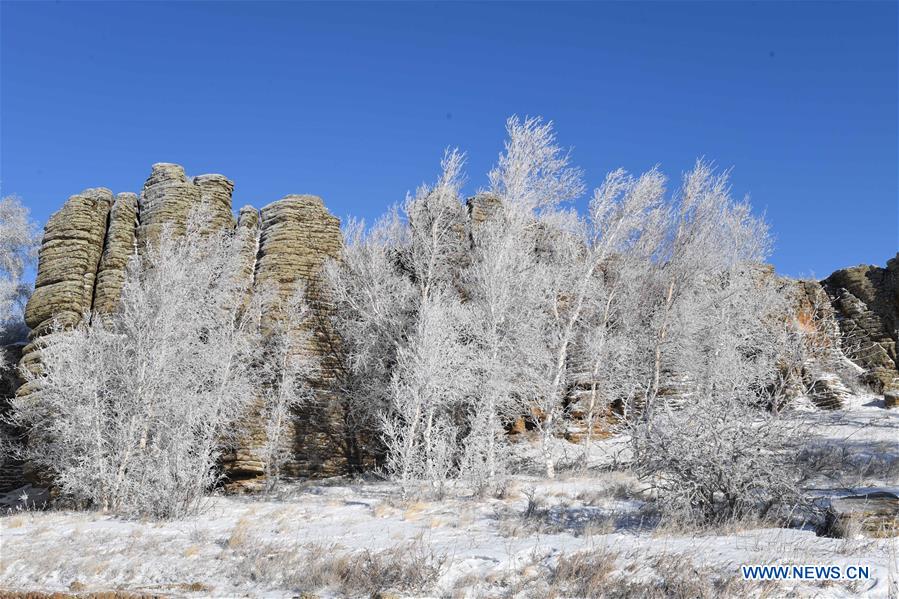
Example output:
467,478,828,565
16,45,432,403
822,254,899,405
226,194,349,483
14,164,351,488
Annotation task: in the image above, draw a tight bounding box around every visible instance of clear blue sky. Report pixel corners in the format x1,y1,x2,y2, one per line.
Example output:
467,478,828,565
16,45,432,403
2,1,896,278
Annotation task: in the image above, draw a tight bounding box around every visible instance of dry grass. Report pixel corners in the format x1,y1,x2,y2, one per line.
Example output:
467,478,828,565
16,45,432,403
231,538,447,596
226,515,254,549
450,548,782,599
547,548,619,597
402,501,429,521
371,500,395,518
1,515,26,529
597,558,778,599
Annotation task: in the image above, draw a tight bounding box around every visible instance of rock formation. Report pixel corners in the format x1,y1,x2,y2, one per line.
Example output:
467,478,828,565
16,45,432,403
822,254,899,396
9,164,898,497
93,193,139,314
137,163,202,246
193,174,237,233
17,188,114,396
466,193,503,228
24,188,113,336
15,165,356,488
223,195,351,484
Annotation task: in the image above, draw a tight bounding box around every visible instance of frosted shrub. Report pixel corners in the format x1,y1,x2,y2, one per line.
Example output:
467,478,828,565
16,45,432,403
630,397,808,524
8,215,263,518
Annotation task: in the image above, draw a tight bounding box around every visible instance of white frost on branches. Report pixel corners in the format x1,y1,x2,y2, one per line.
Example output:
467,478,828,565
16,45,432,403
0,195,39,359
8,213,284,518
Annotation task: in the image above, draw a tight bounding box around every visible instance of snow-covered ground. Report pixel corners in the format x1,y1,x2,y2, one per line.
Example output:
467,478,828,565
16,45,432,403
1,397,897,598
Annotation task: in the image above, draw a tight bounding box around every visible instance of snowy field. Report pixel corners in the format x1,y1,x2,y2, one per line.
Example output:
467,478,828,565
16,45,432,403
1,396,897,598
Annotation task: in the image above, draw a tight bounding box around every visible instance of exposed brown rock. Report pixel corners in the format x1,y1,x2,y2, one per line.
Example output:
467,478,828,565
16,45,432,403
247,195,346,478
92,193,138,314
137,163,201,247
884,390,898,409
255,195,342,323
193,173,237,233
24,188,113,335
466,193,503,230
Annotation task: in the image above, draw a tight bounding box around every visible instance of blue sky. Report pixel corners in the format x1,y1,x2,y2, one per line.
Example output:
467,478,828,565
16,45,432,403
2,1,896,278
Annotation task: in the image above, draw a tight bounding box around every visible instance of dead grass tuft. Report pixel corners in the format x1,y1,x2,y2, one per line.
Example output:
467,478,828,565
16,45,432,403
233,539,447,596
227,516,253,549
548,548,619,597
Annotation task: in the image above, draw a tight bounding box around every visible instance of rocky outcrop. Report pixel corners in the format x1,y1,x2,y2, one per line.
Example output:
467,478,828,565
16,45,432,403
249,195,347,478
255,195,341,329
24,189,113,335
193,174,237,233
822,254,899,396
16,165,362,486
789,279,857,409
16,188,114,404
92,193,139,314
136,163,202,246
466,193,503,228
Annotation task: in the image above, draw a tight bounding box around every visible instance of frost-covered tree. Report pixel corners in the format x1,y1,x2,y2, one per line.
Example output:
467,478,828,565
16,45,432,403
564,169,668,454
325,150,474,488
462,116,586,481
623,163,814,523
0,195,39,359
325,116,806,500
381,293,473,497
642,161,771,415
324,209,415,460
7,213,262,518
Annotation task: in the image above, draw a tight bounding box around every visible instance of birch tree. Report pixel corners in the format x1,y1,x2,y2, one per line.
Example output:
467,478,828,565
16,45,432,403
323,208,416,458
462,116,584,481
326,150,474,490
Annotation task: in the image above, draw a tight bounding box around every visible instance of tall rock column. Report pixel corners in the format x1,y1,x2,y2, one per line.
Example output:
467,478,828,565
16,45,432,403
193,174,237,233
92,193,139,314
137,163,202,246
17,187,113,433
252,194,345,478
24,188,113,335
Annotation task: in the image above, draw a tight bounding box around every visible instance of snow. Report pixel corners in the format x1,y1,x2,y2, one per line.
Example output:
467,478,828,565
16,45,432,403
1,396,897,598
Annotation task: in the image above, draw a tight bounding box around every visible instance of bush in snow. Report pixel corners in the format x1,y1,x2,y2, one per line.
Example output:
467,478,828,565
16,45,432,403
629,397,809,524
7,213,271,518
